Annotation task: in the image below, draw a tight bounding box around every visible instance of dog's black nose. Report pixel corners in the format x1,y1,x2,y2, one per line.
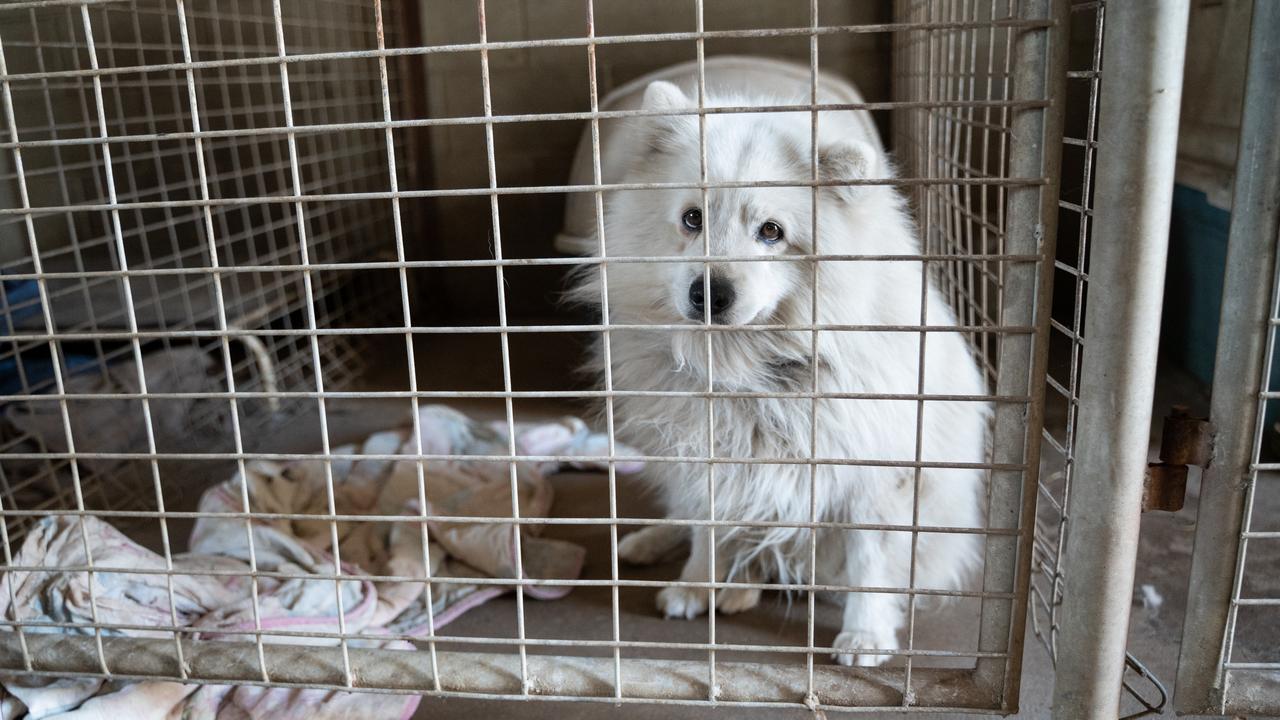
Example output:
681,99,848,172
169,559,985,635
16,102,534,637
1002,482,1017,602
688,275,735,319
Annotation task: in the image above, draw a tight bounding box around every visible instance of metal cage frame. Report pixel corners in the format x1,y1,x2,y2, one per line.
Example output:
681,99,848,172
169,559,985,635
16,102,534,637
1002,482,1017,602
1176,0,1280,715
0,0,1213,717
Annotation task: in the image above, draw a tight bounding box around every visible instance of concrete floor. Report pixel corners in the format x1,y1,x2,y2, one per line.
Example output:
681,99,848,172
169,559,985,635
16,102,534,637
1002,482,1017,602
73,335,1277,718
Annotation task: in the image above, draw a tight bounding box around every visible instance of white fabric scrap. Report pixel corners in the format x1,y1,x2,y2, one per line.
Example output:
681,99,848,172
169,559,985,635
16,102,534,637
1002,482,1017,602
1137,583,1164,612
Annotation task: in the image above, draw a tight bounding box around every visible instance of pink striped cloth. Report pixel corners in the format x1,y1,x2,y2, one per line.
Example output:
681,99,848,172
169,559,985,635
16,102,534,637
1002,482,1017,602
0,405,641,719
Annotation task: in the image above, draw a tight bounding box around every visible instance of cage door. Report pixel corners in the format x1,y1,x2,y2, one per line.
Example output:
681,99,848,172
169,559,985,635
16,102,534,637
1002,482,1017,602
1174,0,1280,715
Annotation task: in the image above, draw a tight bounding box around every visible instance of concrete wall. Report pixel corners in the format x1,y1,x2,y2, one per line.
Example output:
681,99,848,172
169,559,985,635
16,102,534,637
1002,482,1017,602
411,0,892,324
1176,0,1251,210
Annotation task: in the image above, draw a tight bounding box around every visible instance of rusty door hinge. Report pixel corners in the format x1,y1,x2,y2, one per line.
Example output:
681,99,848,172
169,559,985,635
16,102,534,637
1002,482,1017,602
1144,406,1214,512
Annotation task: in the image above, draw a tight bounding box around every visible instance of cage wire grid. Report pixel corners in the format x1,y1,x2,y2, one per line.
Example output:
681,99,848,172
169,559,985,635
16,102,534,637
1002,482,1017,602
1027,2,1167,716
0,0,398,542
0,0,1066,713
1028,0,1100,667
1216,222,1280,692
1171,1,1280,711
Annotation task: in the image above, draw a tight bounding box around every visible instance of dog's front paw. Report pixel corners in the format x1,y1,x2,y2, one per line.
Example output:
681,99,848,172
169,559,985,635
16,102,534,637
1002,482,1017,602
617,526,681,566
715,586,761,615
832,628,897,667
656,585,709,619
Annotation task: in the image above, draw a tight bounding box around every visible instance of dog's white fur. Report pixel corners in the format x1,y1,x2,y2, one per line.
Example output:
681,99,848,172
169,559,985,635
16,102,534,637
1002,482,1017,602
564,59,990,667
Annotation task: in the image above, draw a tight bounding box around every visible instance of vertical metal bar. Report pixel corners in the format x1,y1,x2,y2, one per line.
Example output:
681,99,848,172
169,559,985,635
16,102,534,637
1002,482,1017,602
1050,1,1190,717
1043,0,1106,665
1175,0,1280,712
201,12,284,676
582,0,623,700
973,0,1067,709
803,0,821,706
474,0,530,694
24,8,110,381
174,0,268,682
79,3,164,675
268,0,353,686
372,0,442,692
905,0,945,689
690,0,717,700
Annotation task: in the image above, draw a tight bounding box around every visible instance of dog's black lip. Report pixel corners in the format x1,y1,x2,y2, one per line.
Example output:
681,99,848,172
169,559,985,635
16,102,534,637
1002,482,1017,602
681,310,732,325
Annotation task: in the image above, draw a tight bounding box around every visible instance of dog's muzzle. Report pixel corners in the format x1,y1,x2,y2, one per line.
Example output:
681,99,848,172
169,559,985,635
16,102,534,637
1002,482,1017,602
685,275,735,323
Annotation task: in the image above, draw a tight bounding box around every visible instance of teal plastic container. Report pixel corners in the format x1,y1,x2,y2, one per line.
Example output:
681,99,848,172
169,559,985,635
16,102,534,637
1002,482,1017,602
1163,183,1280,456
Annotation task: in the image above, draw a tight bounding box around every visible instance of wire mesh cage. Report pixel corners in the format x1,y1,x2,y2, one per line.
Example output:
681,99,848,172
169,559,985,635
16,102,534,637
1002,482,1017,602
1175,1,1280,714
1030,0,1100,667
1027,4,1173,715
1208,241,1280,713
0,0,401,541
893,0,1021,387
0,0,1079,715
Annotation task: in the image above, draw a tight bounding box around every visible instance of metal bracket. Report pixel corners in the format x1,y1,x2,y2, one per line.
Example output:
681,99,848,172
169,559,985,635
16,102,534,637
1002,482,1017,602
1120,651,1169,719
1144,405,1214,512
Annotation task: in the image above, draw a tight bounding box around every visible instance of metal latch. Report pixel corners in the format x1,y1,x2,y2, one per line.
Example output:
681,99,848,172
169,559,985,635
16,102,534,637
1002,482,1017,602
1144,405,1214,512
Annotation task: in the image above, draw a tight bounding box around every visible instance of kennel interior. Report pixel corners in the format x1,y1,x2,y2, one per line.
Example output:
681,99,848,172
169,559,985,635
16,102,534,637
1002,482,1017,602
0,0,1201,716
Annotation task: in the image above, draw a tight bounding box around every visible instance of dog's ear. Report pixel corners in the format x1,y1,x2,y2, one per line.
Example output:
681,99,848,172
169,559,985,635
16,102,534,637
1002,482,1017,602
641,80,690,111
638,81,694,160
818,138,879,203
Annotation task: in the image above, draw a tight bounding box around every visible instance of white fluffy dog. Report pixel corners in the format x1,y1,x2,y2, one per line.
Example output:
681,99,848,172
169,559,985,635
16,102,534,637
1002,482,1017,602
560,57,990,667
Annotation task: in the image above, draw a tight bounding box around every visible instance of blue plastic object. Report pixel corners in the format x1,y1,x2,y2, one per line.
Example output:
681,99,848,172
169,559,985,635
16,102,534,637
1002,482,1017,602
1,277,100,397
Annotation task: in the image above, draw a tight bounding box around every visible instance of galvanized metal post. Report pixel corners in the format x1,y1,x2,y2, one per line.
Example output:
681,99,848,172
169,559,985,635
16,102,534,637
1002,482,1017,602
1049,1,1190,718
974,0,1069,711
1175,0,1280,714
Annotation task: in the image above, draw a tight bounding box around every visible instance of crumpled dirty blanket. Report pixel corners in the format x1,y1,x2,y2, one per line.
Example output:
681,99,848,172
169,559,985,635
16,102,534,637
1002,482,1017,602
0,405,642,719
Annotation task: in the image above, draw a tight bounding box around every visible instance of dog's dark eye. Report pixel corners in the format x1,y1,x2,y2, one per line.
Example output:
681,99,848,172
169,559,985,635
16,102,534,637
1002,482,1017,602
681,208,703,232
758,221,784,245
